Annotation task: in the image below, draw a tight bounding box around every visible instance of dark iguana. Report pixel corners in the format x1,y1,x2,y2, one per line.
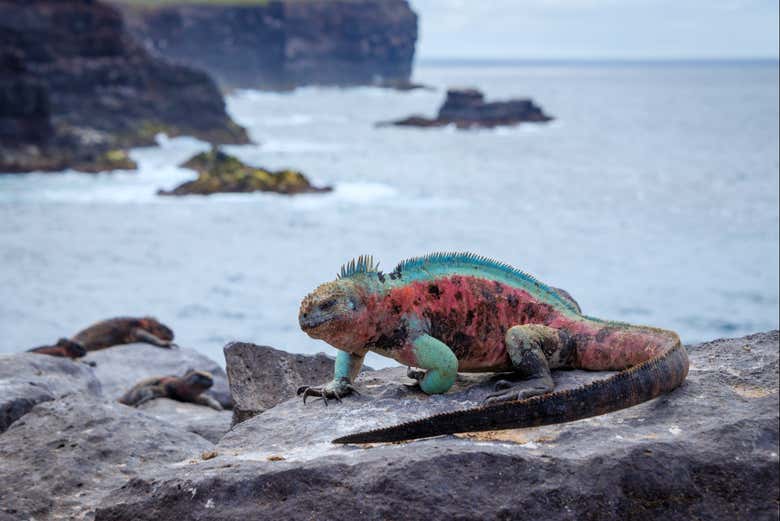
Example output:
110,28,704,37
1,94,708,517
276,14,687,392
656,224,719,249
118,369,223,410
27,338,87,359
297,252,689,444
72,316,177,351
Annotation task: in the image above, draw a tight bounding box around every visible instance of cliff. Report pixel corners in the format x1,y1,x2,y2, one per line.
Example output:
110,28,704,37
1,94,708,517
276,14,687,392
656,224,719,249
111,0,418,90
0,0,248,173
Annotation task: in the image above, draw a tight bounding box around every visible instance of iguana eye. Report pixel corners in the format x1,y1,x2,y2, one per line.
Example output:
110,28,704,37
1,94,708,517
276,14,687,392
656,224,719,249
320,299,336,311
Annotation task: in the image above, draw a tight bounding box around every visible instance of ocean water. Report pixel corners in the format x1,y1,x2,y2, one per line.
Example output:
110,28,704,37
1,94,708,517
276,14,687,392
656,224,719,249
1,62,778,369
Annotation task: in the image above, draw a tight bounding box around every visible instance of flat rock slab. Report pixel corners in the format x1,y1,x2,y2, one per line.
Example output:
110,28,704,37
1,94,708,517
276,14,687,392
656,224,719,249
137,398,233,444
224,342,341,425
85,344,232,409
95,331,779,520
0,395,212,521
0,353,101,433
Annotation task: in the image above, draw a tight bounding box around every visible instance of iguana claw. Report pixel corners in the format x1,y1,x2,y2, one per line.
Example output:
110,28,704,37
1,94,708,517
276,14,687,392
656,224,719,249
297,381,360,405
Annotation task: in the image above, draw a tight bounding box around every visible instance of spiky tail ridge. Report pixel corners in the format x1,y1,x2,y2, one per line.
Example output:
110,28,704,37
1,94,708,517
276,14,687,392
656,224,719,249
332,335,689,444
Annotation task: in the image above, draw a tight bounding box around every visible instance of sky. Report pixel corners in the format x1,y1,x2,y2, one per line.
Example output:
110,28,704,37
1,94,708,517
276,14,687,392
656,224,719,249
411,0,780,60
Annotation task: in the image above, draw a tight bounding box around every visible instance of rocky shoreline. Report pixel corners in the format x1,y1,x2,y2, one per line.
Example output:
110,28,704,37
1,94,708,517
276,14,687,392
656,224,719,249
1,330,777,520
0,0,248,174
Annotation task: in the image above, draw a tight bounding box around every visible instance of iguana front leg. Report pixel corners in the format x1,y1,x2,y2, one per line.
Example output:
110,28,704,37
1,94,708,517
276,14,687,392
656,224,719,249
193,394,224,411
298,350,364,405
405,334,458,394
131,328,177,348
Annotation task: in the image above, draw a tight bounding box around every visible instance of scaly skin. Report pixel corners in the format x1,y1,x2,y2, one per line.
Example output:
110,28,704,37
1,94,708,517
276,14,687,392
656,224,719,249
298,252,689,443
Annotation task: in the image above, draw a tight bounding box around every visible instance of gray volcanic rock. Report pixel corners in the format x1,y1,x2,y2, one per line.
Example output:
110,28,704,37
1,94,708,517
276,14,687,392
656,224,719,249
113,0,418,90
0,353,101,433
137,398,232,443
95,331,779,521
223,342,338,425
0,395,212,521
383,88,553,129
85,344,233,409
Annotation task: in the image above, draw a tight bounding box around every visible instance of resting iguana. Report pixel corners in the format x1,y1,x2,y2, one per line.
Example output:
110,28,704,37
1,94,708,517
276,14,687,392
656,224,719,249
297,253,689,444
118,369,223,410
72,316,177,351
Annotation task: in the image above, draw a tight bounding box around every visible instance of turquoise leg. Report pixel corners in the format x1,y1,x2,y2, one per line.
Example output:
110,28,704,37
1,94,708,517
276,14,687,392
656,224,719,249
298,350,365,404
333,350,364,383
411,335,458,394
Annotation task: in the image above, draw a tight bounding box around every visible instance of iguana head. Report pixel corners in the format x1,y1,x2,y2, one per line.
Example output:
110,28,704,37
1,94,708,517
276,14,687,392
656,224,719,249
138,317,174,342
299,278,369,350
182,369,214,391
56,338,86,358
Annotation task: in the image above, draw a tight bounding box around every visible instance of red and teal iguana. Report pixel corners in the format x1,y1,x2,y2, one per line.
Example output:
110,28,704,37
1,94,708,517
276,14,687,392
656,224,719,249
297,253,689,444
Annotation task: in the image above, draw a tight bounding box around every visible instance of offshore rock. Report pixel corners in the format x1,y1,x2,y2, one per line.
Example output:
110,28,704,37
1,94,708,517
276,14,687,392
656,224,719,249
95,331,778,520
0,395,212,521
0,0,247,174
382,88,553,129
224,342,339,425
158,149,332,196
0,353,101,433
112,0,418,90
84,343,233,409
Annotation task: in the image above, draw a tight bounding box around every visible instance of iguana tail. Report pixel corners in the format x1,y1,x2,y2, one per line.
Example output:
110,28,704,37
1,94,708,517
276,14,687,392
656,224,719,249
332,335,688,444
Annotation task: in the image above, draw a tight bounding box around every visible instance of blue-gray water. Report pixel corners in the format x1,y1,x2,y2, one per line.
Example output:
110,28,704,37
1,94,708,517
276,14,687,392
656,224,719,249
1,62,778,368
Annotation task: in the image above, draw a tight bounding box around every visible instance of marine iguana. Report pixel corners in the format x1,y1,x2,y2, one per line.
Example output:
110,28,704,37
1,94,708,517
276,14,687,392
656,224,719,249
27,338,86,359
72,316,177,351
297,253,689,443
118,369,223,410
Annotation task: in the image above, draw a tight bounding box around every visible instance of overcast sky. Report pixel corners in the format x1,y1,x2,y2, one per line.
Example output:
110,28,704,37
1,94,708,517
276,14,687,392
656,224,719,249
411,0,780,60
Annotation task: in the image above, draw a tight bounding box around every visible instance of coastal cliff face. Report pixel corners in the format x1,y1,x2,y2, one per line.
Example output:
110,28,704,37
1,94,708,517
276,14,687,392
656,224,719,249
0,0,247,173
113,0,418,90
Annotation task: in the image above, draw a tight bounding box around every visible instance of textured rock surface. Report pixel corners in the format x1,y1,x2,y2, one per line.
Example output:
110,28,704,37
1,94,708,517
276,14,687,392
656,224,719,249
137,398,232,443
85,343,233,409
224,342,338,425
158,149,332,196
113,0,417,90
382,88,553,129
0,0,247,173
95,331,779,520
0,395,212,521
0,353,101,432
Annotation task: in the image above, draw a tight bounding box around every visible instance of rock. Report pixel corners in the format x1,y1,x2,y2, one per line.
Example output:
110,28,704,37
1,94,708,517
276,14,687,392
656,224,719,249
137,398,233,443
0,395,212,521
223,342,339,425
84,343,233,409
113,0,418,90
381,88,553,129
0,0,248,174
157,148,332,196
0,353,101,433
95,331,779,520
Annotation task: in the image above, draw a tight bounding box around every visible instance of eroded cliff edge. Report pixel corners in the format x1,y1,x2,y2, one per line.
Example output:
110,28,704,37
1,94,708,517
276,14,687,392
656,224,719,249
0,0,247,173
111,0,418,90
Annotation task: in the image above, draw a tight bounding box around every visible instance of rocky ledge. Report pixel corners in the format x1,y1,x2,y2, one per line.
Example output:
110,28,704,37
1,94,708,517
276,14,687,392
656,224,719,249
2,332,777,520
157,149,332,196
381,88,554,129
0,0,248,174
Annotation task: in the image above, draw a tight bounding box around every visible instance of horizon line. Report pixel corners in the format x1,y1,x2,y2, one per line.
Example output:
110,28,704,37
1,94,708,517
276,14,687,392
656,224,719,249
416,56,779,65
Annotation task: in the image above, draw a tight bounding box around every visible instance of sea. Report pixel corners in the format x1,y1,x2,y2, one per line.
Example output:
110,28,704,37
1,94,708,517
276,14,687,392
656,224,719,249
1,61,778,369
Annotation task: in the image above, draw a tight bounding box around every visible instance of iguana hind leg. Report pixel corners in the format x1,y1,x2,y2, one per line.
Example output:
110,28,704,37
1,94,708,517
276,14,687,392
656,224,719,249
483,324,571,405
